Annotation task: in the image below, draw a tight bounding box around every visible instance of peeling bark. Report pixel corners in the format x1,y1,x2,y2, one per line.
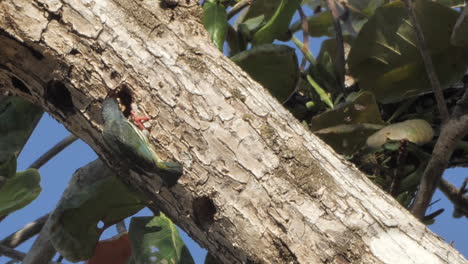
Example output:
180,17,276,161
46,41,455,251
0,0,466,263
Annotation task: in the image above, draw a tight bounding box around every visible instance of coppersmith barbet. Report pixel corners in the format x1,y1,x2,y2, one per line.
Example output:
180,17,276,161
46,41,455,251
101,98,183,187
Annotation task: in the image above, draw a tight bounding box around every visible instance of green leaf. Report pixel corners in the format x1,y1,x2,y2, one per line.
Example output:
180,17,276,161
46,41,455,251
241,0,282,22
307,11,334,37
291,10,334,37
306,74,334,109
308,36,354,96
398,162,426,193
252,0,301,45
128,215,195,264
0,168,41,217
0,153,17,179
237,15,266,42
0,96,43,164
293,0,385,36
231,44,299,102
366,119,434,149
311,91,385,155
49,173,144,262
396,191,413,207
203,0,228,51
348,0,468,103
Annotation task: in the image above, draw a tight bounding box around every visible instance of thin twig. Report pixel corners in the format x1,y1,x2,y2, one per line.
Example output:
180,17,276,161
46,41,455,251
422,208,444,222
403,0,449,122
438,178,468,218
227,0,253,20
325,0,345,92
0,244,60,264
297,6,310,72
0,213,49,248
28,134,78,169
0,244,27,261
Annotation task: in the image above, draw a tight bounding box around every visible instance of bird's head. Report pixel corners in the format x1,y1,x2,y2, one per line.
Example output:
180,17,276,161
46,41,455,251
102,98,123,122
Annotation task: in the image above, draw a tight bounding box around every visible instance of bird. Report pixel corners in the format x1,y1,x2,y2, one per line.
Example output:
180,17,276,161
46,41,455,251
101,98,183,187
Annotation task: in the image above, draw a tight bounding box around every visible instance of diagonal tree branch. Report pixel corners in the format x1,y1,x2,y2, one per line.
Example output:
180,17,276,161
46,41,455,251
0,244,60,264
411,78,468,219
0,214,48,249
0,244,27,262
29,134,78,169
411,115,468,219
439,178,468,218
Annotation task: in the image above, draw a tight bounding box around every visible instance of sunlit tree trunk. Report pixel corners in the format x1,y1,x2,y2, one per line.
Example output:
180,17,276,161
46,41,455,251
0,0,466,263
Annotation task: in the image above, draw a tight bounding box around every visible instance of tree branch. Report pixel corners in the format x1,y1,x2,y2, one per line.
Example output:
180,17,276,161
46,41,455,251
0,244,27,262
411,78,468,219
411,114,468,219
439,178,468,218
297,6,310,72
0,214,48,248
0,244,60,264
29,134,78,169
325,0,345,90
403,0,449,122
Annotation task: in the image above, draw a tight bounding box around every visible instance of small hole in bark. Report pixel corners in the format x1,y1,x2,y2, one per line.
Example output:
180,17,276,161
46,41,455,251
159,0,179,9
11,77,30,94
69,48,80,55
91,42,105,54
110,70,120,80
192,196,216,228
114,85,133,118
48,12,62,21
45,80,75,114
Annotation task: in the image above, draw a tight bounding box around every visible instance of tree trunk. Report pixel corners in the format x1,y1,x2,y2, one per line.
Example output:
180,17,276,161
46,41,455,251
0,0,465,263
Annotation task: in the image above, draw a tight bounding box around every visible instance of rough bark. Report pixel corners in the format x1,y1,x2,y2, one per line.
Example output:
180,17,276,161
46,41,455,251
0,0,466,263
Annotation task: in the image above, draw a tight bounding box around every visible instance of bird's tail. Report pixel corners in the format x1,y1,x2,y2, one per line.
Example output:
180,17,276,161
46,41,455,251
156,161,183,187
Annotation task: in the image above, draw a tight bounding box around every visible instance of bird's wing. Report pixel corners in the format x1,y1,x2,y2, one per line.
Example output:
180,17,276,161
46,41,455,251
103,118,157,171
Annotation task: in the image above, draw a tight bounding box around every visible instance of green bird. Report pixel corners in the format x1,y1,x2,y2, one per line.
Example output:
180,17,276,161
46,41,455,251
101,98,183,187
